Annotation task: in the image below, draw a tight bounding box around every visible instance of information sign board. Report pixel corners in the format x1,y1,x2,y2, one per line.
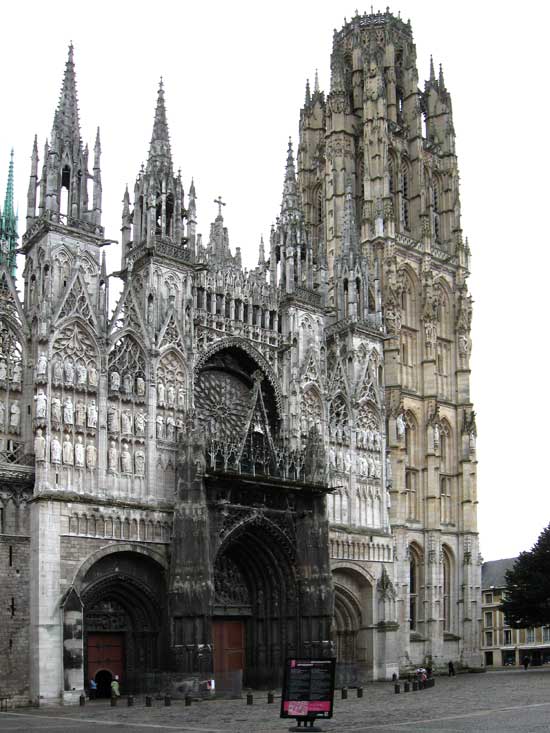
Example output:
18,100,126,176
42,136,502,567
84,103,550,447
280,658,336,720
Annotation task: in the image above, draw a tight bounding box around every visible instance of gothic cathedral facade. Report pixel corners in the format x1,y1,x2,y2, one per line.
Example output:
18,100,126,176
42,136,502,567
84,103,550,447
0,10,480,705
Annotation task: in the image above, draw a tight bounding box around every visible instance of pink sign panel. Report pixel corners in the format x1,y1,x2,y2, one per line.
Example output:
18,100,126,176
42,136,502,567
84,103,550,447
280,658,336,720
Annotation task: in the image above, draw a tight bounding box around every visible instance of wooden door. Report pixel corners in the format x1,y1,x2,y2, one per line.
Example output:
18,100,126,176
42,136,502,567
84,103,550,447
213,620,245,674
87,633,124,681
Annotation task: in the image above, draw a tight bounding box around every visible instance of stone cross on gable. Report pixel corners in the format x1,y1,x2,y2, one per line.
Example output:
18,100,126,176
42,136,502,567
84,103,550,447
214,196,226,218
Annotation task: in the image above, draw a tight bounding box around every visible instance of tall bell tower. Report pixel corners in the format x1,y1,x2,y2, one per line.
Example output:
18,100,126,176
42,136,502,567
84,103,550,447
298,10,480,670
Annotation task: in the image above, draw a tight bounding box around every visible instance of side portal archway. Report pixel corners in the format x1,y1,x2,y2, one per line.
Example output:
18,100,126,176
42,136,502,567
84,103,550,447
80,551,168,694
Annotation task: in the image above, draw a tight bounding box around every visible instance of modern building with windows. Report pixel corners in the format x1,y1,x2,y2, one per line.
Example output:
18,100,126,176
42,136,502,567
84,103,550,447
482,559,550,667
0,8,480,706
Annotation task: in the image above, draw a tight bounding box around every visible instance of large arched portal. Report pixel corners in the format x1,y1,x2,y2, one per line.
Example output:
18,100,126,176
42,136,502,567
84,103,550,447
332,566,374,685
213,519,299,688
81,551,168,694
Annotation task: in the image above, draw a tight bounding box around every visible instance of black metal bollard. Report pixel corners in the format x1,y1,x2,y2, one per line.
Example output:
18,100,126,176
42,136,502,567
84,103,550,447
246,693,253,705
394,683,400,694
79,694,85,706
127,695,134,706
341,687,348,700
412,680,418,691
164,695,171,707
357,687,363,698
111,696,117,707
267,691,274,704
185,695,192,707
404,681,410,693
145,696,152,707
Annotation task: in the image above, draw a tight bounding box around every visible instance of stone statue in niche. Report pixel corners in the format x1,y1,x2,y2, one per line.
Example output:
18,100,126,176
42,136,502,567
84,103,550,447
64,358,74,386
75,401,86,427
135,449,145,475
121,410,132,434
108,440,118,472
166,415,176,441
76,362,87,388
121,443,132,473
74,436,85,467
88,363,98,388
177,386,185,408
135,412,145,436
110,370,120,392
167,384,176,408
53,359,63,385
107,406,119,433
63,397,74,425
0,359,7,381
35,389,48,419
51,397,62,423
11,361,22,385
469,431,476,453
34,429,46,461
122,373,133,398
0,401,5,428
86,442,97,469
396,412,406,439
35,352,47,378
433,423,440,449
175,416,184,441
156,414,165,439
136,376,145,397
374,431,381,451
63,434,74,465
157,381,165,406
9,401,20,432
87,400,97,428
51,435,61,463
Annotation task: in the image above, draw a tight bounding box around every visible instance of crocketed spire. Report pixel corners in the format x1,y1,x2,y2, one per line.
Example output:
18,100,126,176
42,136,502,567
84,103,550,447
147,78,173,174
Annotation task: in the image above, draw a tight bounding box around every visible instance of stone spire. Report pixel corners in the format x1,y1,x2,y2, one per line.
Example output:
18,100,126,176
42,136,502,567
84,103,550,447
26,136,39,227
0,149,18,274
281,138,299,216
52,44,82,154
92,127,102,225
147,79,173,174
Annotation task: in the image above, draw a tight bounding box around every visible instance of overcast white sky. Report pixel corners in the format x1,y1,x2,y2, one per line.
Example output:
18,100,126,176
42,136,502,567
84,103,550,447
2,0,549,561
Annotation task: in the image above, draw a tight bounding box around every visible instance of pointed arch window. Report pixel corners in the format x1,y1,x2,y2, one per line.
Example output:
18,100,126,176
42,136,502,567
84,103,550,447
442,548,452,631
432,177,441,243
401,163,410,231
409,545,423,632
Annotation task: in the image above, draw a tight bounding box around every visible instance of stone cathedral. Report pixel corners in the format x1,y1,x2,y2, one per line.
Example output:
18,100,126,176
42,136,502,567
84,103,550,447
0,10,481,706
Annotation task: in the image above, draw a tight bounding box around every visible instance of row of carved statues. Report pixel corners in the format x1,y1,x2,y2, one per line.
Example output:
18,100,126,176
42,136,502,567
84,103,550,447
329,446,383,477
39,354,99,390
35,390,98,428
35,428,146,475
109,370,145,399
35,429,97,468
0,358,22,387
0,399,21,432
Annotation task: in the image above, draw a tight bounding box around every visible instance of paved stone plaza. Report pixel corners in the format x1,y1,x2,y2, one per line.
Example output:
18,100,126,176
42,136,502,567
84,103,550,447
1,669,550,732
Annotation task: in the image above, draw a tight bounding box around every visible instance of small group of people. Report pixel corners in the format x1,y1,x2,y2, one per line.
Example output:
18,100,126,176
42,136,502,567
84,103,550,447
88,675,120,699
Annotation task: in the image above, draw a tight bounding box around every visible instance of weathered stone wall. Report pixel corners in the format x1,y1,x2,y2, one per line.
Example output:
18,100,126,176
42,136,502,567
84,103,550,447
0,534,30,706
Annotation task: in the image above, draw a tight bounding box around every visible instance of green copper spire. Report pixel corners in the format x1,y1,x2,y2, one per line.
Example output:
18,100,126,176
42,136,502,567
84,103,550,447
1,149,18,276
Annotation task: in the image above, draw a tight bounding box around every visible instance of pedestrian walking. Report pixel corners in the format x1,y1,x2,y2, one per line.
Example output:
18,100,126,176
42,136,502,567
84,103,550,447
448,660,455,676
523,656,530,671
89,678,97,699
111,675,121,697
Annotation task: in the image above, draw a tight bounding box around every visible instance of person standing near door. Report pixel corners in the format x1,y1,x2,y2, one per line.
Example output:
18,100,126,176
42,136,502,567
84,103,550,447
111,675,121,697
89,678,97,699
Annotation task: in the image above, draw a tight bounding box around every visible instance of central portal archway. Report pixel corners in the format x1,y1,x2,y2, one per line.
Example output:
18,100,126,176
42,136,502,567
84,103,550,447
213,519,299,688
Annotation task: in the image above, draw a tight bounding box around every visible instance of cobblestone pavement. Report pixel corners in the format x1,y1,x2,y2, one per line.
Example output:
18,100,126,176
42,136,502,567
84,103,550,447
2,669,550,732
